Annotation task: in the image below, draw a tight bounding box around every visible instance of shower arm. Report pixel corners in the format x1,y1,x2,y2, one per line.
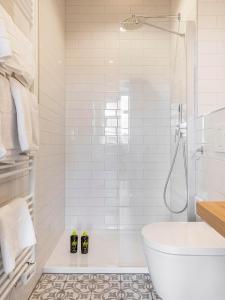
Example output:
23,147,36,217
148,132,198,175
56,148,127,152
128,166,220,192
140,18,185,37
136,14,181,20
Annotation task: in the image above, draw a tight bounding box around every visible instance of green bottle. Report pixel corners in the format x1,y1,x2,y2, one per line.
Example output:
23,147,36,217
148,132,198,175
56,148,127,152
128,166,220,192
70,230,78,253
81,231,89,254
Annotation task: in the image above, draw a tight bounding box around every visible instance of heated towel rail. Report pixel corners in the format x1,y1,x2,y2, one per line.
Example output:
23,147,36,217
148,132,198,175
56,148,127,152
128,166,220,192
0,156,36,300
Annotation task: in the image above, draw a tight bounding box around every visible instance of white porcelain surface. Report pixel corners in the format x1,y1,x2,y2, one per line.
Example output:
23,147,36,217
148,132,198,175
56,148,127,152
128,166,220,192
143,222,225,300
44,230,148,274
142,222,225,255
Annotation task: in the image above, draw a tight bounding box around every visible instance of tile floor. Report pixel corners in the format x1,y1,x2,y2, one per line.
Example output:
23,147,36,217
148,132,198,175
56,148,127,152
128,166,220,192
29,273,161,300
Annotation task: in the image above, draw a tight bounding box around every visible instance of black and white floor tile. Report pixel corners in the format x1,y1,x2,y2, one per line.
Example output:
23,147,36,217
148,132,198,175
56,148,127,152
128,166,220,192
30,274,162,300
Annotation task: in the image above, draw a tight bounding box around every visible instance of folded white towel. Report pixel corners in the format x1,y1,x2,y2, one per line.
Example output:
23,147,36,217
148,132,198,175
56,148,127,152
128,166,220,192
0,5,35,86
0,74,20,159
0,197,36,274
9,77,33,153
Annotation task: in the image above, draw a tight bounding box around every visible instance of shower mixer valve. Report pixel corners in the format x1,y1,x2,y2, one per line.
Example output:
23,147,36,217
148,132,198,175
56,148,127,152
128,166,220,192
175,122,187,138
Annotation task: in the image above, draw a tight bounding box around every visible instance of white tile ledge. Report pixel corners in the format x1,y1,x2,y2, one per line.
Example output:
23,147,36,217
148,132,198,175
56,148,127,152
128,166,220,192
43,266,149,274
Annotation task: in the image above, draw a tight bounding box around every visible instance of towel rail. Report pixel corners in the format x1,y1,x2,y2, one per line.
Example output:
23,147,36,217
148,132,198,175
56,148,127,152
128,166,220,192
0,252,33,298
0,158,33,182
0,157,35,300
0,167,32,180
0,159,31,171
0,248,31,286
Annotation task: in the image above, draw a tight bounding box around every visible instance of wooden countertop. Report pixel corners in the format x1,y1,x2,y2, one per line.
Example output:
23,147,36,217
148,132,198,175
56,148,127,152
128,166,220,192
196,201,225,238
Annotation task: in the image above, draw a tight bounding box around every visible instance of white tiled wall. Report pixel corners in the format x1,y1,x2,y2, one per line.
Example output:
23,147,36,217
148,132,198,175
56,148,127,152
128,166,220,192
196,108,225,201
169,0,196,220
0,1,66,299
65,0,172,231
198,0,225,115
171,0,196,20
196,1,225,205
36,0,65,282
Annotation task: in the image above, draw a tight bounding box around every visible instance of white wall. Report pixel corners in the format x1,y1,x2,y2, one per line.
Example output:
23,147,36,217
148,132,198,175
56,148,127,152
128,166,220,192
196,1,225,205
197,109,225,201
170,0,196,219
171,0,196,20
36,0,65,285
198,0,225,115
0,1,66,299
170,1,225,214
65,0,171,231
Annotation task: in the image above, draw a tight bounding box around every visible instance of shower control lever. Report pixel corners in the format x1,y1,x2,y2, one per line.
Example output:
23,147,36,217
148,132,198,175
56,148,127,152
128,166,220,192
175,122,187,139
196,145,204,154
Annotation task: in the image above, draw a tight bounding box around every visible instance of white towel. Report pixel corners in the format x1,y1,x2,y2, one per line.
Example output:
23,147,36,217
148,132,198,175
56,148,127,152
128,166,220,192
9,77,33,153
0,141,6,159
0,197,36,274
0,16,11,60
30,94,39,153
0,74,20,159
0,5,35,86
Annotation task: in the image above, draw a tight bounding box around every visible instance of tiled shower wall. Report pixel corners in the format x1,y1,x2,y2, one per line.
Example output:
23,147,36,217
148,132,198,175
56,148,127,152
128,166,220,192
169,0,196,220
198,0,225,115
36,0,65,282
65,0,171,231
197,1,225,203
196,109,225,201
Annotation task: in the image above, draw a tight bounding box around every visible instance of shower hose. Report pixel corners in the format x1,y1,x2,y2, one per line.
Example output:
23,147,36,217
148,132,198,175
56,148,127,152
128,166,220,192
163,130,188,214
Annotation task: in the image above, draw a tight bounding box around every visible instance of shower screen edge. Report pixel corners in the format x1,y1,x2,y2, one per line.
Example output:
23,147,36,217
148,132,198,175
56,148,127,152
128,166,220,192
186,21,198,222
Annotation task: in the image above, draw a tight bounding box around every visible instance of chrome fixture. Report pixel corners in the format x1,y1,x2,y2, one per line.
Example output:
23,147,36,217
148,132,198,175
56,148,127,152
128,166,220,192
163,104,188,214
121,13,185,37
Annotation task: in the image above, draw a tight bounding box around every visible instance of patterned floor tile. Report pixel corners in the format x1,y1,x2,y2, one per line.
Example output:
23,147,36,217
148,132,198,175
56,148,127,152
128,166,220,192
75,274,94,282
92,281,121,299
40,274,68,283
64,281,92,293
93,274,121,282
92,287,122,300
121,281,152,300
121,274,148,282
30,273,160,300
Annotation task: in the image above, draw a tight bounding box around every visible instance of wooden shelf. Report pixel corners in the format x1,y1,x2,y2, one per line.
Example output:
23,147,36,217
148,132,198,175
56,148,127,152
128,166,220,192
197,201,225,238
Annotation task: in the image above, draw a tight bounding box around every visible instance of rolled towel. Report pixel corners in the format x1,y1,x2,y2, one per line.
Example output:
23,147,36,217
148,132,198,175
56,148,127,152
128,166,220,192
0,197,36,274
0,4,35,86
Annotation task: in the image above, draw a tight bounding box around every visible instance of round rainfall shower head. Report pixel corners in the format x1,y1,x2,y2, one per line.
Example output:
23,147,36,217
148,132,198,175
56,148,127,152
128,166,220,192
120,15,143,31
121,13,185,37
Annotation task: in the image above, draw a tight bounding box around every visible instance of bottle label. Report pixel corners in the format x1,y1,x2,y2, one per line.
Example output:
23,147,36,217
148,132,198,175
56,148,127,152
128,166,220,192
81,236,89,254
70,236,78,253
72,240,77,246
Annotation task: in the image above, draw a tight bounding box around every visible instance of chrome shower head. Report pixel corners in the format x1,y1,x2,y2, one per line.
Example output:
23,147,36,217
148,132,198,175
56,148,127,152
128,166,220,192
120,13,185,37
120,15,143,31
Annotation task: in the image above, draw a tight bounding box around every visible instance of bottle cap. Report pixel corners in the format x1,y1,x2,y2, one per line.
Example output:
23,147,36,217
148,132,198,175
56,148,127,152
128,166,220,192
82,231,88,236
71,229,77,236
